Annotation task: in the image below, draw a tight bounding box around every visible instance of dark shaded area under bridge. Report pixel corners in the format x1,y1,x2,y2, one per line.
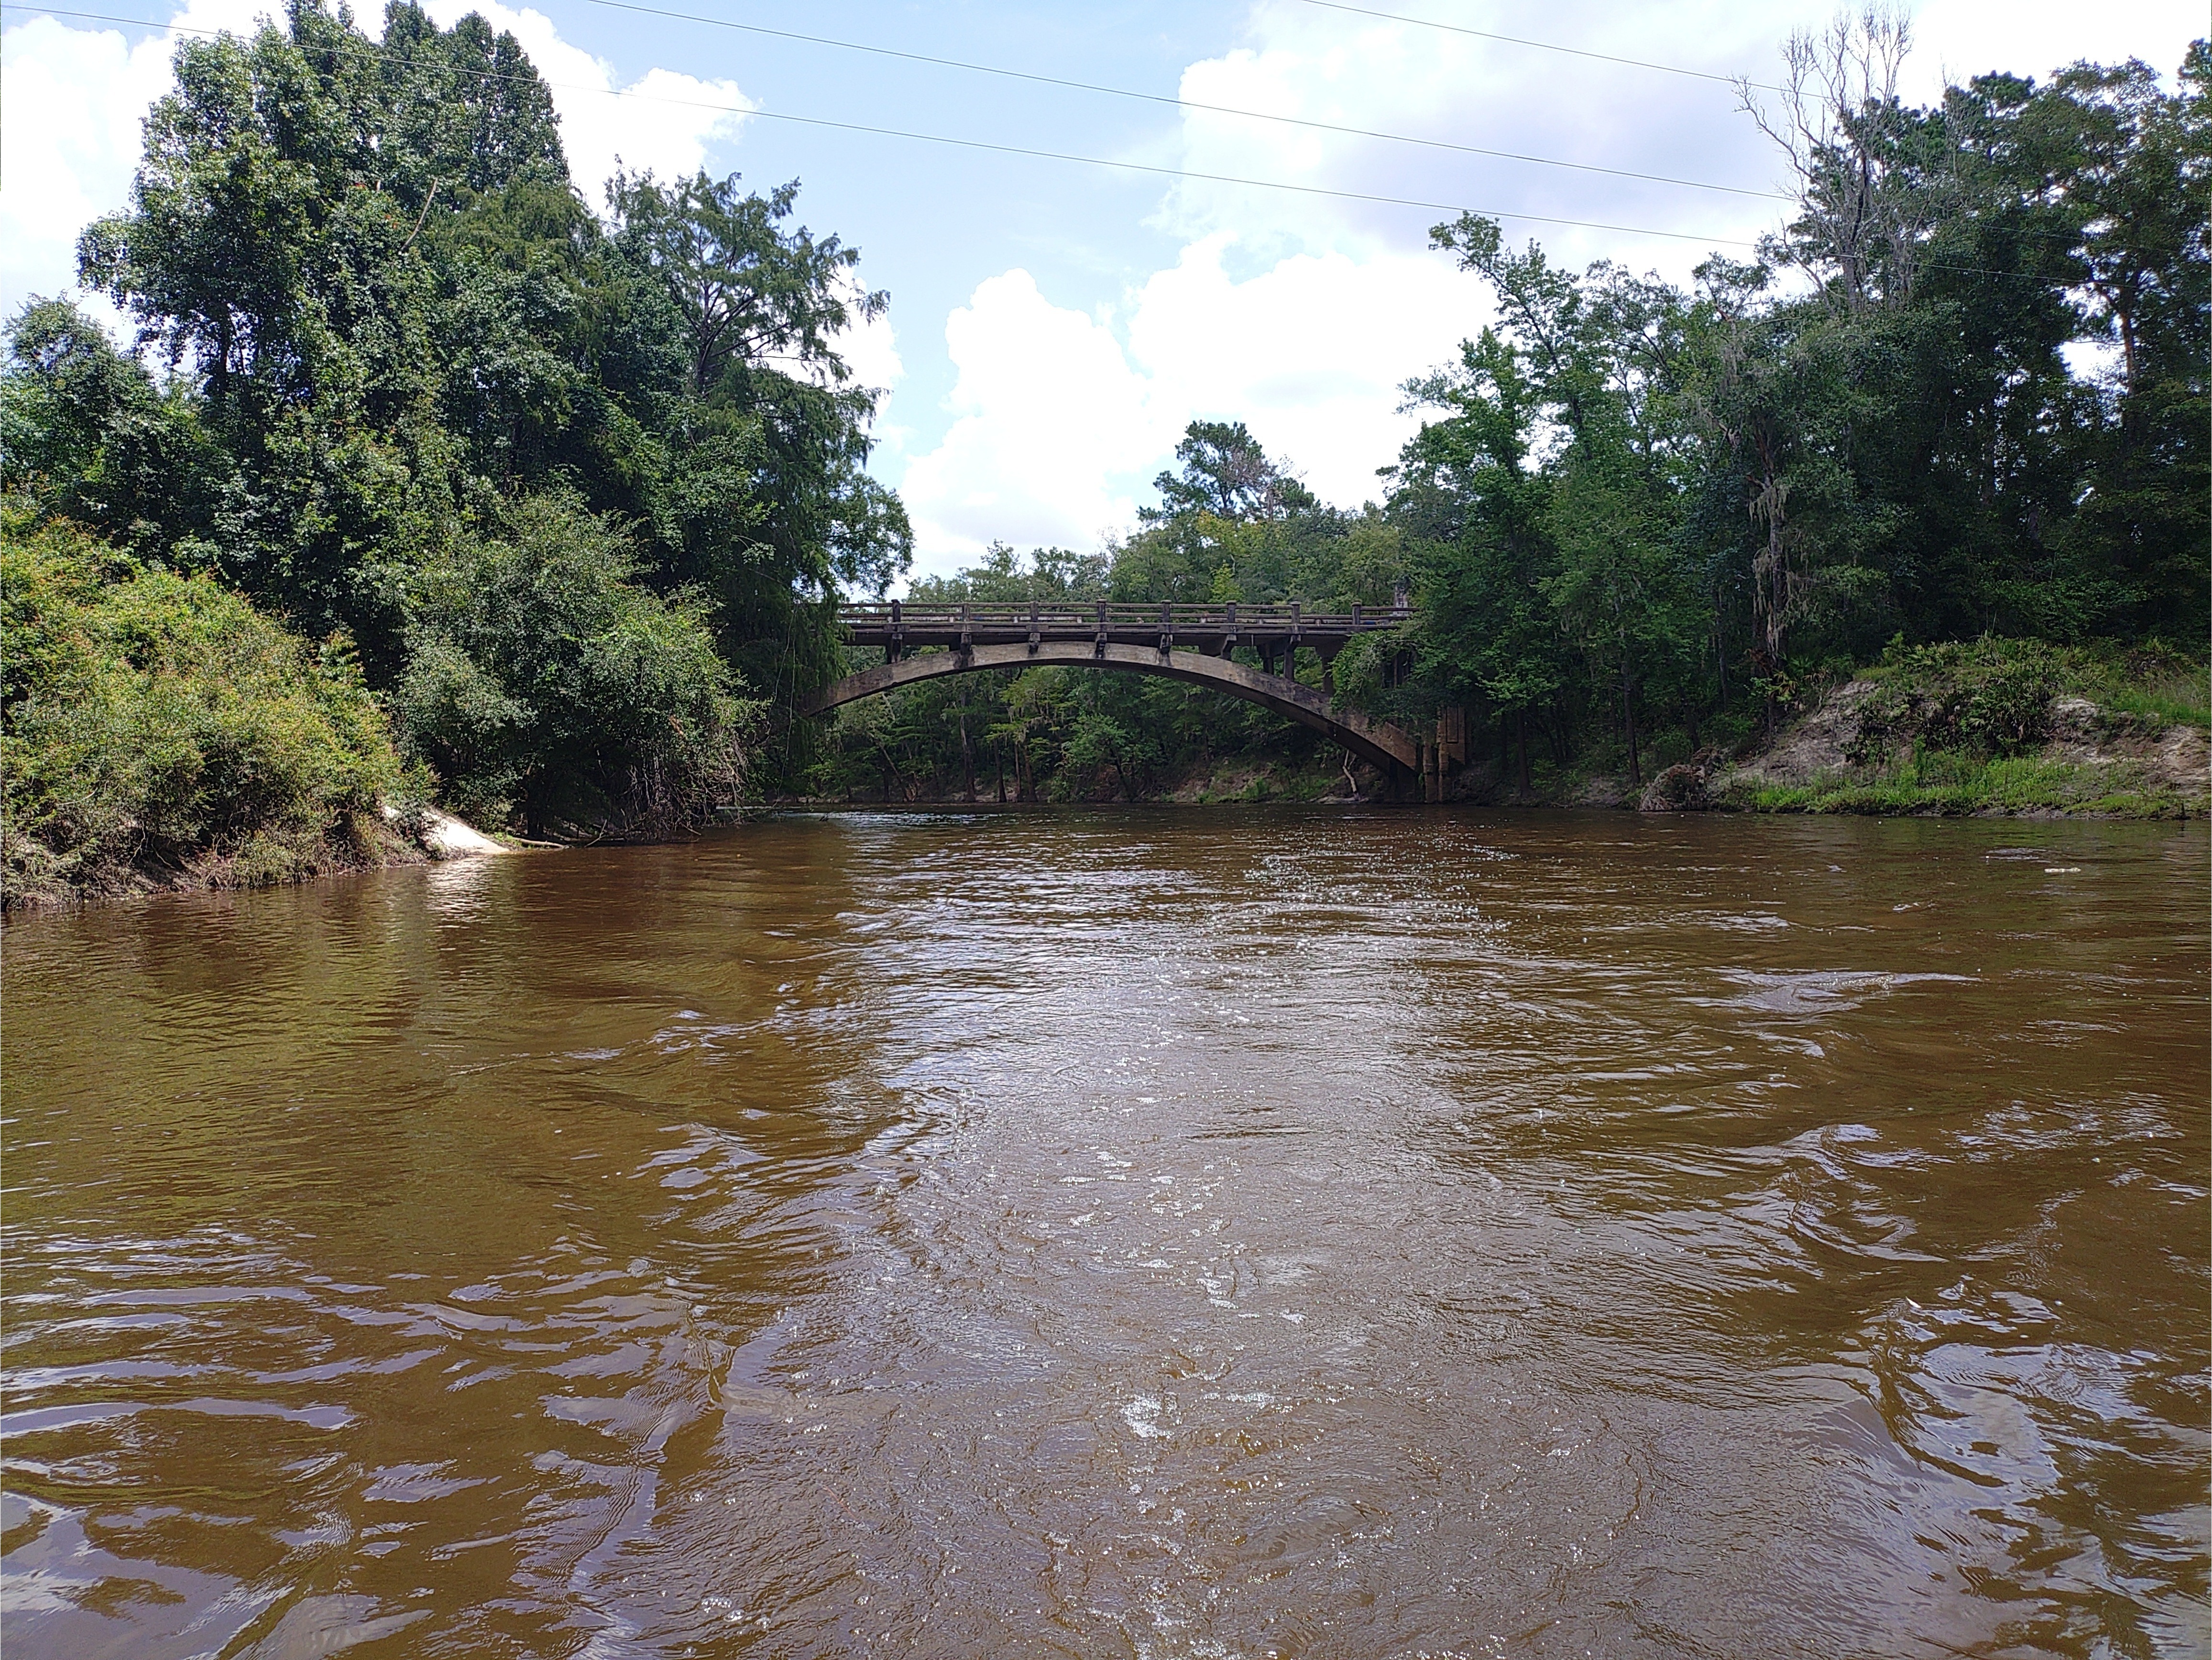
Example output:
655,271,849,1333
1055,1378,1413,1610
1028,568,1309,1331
800,602,1422,779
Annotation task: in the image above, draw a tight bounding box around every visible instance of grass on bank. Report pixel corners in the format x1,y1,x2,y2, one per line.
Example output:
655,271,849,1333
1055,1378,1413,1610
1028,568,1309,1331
2100,674,2212,731
1727,637,2207,819
1726,753,2197,818
2,518,415,906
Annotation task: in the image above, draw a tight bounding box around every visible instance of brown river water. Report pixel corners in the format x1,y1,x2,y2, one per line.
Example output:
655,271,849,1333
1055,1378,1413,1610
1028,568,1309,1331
3,809,2206,1659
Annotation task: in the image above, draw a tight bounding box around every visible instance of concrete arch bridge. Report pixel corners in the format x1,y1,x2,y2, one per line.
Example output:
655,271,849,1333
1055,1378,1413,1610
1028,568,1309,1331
800,601,1430,782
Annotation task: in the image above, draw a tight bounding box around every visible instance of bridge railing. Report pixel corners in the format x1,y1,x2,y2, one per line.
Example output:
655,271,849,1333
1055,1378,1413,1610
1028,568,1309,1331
836,600,1406,632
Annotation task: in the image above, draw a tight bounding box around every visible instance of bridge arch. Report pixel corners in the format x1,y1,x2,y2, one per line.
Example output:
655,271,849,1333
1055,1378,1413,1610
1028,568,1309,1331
799,641,1418,775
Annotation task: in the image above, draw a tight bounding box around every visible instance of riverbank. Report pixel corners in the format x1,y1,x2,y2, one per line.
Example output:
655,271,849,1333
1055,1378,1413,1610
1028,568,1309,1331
1346,642,2207,818
806,645,2210,820
1,805,512,912
1654,643,2209,819
1440,681,2207,819
14,622,2200,912
0,524,524,911
1692,685,2207,818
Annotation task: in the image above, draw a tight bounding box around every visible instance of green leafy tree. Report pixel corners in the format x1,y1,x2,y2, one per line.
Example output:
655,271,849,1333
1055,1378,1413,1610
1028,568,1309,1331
3,516,402,900
14,0,911,824
0,300,220,559
1392,328,1565,784
394,491,755,834
1141,419,1321,523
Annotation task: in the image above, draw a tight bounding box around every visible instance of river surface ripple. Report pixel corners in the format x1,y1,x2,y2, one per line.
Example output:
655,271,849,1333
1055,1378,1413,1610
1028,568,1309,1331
2,809,2206,1659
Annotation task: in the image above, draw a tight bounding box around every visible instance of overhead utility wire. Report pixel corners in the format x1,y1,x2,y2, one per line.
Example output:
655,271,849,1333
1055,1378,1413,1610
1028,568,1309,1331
5,4,2070,285
580,0,1788,202
596,3,2085,262
1298,0,2139,251
1293,0,1785,93
1,3,1765,247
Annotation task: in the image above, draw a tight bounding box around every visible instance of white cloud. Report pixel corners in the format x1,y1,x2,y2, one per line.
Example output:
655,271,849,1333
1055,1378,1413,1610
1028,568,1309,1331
889,0,2204,579
837,287,905,404
895,240,1482,575
1156,0,1791,278
0,0,751,324
0,0,264,322
898,270,1174,564
1156,0,2205,271
1125,235,1479,506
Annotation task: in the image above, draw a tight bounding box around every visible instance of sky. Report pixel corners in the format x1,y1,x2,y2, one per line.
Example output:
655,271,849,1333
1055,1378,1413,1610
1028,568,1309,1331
2,0,2202,582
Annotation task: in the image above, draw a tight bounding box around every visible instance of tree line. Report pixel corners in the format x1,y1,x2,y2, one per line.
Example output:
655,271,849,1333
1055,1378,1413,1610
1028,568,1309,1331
818,19,2206,801
3,6,2204,862
5,0,904,852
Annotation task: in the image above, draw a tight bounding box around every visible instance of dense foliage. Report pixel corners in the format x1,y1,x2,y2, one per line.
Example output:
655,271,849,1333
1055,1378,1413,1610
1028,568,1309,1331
1392,25,2208,789
2,0,904,836
1,517,404,900
393,490,753,833
2,7,2202,837
813,24,2206,802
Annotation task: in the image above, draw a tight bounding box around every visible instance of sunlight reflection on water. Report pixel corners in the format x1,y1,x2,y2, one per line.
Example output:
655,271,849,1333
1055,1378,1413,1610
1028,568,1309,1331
2,808,2205,1658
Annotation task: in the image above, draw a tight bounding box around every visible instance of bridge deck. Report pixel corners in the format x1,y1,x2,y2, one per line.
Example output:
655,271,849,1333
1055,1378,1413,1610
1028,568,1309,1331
842,601,1402,660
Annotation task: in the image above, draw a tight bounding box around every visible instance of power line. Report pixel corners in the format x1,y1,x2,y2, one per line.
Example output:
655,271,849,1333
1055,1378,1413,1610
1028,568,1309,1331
1292,0,1785,94
0,3,1770,248
1,3,2085,287
574,2,2092,262
579,0,1789,203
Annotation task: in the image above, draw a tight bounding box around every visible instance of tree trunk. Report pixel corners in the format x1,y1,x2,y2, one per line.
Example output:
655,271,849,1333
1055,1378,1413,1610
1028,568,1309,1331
960,708,975,801
1621,666,1641,787
1516,710,1532,794
2117,302,2139,422
1749,449,1791,699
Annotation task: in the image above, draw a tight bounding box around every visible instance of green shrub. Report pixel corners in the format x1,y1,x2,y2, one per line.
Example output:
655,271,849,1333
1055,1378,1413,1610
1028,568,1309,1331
394,491,760,835
2,515,404,901
1847,638,2064,764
